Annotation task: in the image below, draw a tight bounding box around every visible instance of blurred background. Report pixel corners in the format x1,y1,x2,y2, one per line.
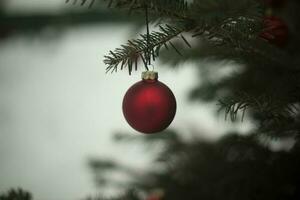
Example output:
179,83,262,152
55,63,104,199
0,1,296,200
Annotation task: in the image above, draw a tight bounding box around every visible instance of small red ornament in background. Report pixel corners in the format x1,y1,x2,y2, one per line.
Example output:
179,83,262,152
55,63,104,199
145,189,165,200
122,71,176,134
260,16,289,47
146,195,161,200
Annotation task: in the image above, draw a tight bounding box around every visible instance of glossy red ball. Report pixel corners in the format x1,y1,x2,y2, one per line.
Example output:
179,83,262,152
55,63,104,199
260,16,289,47
122,78,176,134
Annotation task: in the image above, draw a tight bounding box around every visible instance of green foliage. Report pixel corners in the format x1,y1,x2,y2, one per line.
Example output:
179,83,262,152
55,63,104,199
102,0,264,74
218,92,298,122
66,0,96,8
104,25,190,74
89,132,300,200
67,0,188,18
105,0,188,17
85,189,140,200
67,0,264,74
0,189,32,200
189,0,263,25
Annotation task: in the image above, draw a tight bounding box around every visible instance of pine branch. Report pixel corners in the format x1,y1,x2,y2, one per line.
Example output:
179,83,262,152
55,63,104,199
188,0,266,59
85,189,140,200
191,16,298,71
218,93,249,122
104,25,191,74
188,0,263,27
186,1,293,67
106,0,188,19
218,92,299,125
103,16,261,74
65,0,96,8
197,7,285,71
67,0,270,74
66,0,189,20
0,189,32,200
103,0,267,74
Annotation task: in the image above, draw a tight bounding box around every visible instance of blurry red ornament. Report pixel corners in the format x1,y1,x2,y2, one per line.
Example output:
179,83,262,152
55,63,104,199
146,195,161,200
263,0,287,8
122,71,176,134
146,189,165,200
260,16,289,47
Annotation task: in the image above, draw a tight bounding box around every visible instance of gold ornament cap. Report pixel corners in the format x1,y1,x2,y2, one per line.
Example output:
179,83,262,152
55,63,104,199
142,71,158,80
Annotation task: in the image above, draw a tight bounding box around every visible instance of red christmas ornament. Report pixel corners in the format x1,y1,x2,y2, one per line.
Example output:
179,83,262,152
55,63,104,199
146,189,165,200
146,195,161,200
122,71,176,134
146,195,162,200
260,16,289,47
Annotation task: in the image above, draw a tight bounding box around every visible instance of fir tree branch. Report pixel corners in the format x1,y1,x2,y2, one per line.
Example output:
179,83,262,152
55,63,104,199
218,92,299,124
106,0,189,20
191,15,296,70
103,16,261,74
103,0,266,74
67,0,269,74
66,0,96,8
85,190,140,200
66,0,189,20
0,188,32,200
104,25,190,74
189,0,263,26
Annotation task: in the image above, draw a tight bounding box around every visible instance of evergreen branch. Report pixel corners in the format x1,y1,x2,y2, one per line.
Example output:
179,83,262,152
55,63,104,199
65,0,96,8
218,93,299,124
192,16,294,69
104,25,190,74
0,188,32,200
189,0,263,26
186,1,280,65
103,15,261,74
66,0,189,20
218,93,250,122
85,190,140,200
105,0,188,20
